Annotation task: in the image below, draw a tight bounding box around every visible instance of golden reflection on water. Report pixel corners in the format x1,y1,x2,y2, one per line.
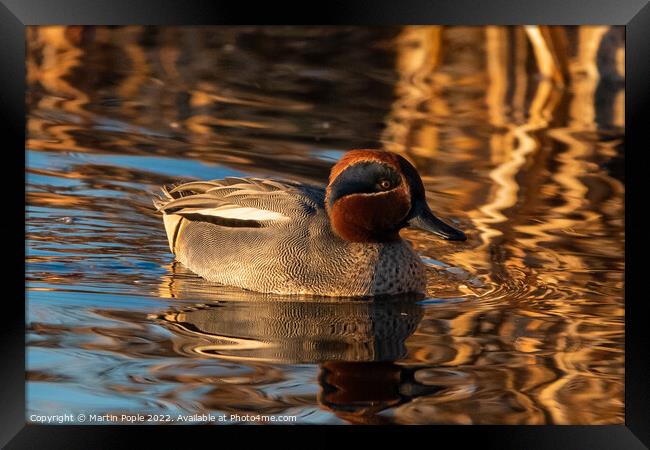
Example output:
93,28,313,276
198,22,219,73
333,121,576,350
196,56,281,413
26,26,624,424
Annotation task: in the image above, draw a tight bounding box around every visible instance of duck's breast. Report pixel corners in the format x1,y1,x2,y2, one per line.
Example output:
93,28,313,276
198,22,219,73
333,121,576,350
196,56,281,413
370,241,427,295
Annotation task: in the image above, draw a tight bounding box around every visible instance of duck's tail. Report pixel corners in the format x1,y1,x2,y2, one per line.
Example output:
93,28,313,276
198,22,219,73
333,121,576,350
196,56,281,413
152,184,176,212
152,185,184,254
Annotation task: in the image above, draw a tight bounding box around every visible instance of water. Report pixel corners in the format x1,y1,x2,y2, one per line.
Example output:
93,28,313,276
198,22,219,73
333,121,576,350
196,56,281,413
26,26,624,424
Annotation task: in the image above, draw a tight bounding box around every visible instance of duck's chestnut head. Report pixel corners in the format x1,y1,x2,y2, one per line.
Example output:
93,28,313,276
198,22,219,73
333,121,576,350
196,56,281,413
325,150,466,243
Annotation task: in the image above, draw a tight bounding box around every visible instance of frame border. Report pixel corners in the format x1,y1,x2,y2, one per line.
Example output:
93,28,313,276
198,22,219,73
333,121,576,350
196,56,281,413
4,0,648,447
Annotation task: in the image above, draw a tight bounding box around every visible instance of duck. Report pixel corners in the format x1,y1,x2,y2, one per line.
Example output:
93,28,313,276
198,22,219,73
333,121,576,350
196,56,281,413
153,149,466,297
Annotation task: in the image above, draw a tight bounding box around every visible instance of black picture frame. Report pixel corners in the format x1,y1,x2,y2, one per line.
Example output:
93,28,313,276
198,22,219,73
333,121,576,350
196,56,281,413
3,0,648,447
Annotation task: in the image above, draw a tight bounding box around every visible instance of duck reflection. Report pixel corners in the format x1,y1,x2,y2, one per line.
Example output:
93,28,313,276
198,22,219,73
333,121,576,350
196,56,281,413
318,361,443,424
154,272,446,422
160,299,422,363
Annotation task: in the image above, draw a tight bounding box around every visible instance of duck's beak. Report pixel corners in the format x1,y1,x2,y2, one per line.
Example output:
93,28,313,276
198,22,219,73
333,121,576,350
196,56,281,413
408,203,467,241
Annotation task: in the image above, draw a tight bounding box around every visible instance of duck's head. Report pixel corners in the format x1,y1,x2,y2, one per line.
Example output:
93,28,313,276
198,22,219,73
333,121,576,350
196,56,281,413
325,150,467,243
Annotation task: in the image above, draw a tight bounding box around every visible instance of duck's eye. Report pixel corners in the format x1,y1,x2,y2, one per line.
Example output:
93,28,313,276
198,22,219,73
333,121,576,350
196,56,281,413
377,179,392,190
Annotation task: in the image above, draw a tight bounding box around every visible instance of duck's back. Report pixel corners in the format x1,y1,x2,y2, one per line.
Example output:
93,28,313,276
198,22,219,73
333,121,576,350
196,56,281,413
154,177,426,296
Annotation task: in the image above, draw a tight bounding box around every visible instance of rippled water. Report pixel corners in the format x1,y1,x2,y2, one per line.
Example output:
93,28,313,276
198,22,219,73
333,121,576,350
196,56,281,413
26,26,625,424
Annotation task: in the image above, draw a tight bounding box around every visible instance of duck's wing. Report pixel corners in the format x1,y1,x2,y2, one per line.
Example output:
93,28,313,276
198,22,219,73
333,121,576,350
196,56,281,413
153,177,326,228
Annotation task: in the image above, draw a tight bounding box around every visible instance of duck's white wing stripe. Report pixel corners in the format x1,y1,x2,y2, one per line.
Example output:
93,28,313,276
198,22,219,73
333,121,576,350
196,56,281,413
189,206,290,222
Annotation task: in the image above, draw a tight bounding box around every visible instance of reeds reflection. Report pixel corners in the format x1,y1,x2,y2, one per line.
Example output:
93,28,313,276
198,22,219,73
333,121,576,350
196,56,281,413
26,26,624,424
